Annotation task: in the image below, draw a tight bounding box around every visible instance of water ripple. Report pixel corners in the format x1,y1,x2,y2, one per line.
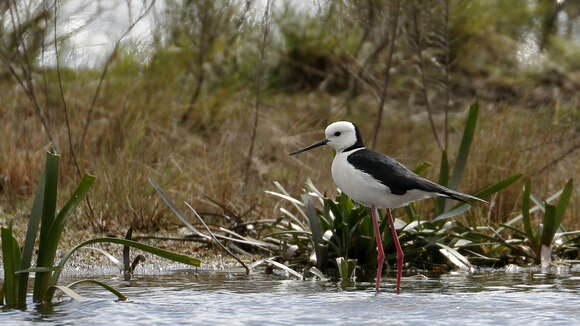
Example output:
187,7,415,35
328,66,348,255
2,270,580,326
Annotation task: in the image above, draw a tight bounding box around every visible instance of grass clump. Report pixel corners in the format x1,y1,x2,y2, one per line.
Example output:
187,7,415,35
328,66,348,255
1,152,201,309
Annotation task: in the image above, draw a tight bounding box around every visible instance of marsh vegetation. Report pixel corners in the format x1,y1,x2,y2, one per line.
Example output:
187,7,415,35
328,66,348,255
1,0,579,312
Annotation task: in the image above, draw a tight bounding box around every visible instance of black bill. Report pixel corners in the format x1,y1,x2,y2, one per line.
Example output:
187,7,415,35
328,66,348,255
289,139,329,155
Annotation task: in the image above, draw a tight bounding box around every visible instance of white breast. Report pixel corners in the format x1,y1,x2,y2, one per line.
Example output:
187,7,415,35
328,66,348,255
331,149,435,208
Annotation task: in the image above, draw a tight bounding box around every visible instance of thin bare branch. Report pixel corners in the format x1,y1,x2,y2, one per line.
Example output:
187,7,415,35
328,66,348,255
184,202,251,275
411,3,443,151
2,0,56,146
244,0,272,185
80,0,156,150
54,0,82,179
530,142,580,177
442,0,451,150
370,0,401,149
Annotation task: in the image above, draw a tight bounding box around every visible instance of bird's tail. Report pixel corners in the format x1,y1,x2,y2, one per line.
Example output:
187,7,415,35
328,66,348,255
438,189,488,205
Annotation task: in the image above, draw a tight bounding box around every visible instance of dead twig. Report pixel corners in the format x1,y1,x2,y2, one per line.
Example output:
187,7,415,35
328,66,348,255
411,3,443,151
1,1,56,146
370,0,401,149
530,142,580,177
80,0,156,151
441,0,451,150
184,202,251,275
244,0,272,185
53,0,82,179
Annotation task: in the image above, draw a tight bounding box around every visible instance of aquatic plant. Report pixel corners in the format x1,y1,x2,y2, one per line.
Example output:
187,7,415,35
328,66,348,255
81,228,146,281
1,152,201,308
500,179,575,266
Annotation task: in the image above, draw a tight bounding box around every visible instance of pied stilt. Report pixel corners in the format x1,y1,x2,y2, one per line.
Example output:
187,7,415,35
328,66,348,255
290,121,487,294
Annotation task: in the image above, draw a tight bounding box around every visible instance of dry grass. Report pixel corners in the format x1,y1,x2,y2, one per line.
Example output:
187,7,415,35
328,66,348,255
0,71,578,243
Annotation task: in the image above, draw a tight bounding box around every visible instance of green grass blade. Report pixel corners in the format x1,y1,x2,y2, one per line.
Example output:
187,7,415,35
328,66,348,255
335,257,357,281
437,150,450,214
521,180,536,245
34,174,95,303
432,204,471,222
48,237,201,296
471,173,522,200
17,154,52,305
48,175,96,248
1,226,22,307
412,162,431,175
541,203,558,247
497,185,564,233
33,152,60,302
554,179,573,227
448,102,479,191
38,152,59,247
404,204,417,220
67,279,128,301
302,194,327,269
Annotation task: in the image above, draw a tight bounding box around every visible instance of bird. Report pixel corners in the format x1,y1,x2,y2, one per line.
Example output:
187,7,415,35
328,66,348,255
289,121,487,294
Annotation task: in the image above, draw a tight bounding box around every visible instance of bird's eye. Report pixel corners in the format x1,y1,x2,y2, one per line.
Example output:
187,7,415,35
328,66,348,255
334,131,341,137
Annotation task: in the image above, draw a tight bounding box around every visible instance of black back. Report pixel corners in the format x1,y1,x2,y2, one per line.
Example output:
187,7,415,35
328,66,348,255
347,149,455,197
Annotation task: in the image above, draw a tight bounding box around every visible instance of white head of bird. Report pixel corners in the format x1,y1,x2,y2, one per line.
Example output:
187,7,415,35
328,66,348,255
289,121,363,155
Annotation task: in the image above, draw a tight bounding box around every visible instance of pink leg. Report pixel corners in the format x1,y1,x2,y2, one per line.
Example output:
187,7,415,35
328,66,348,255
386,208,404,294
370,206,384,294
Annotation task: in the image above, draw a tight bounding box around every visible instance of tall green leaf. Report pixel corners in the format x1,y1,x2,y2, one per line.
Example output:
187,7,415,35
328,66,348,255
448,102,479,190
37,153,59,252
445,102,479,211
436,150,450,214
541,203,558,248
1,226,22,307
18,153,56,305
521,180,536,246
33,174,95,302
540,179,573,249
33,152,60,302
554,179,573,227
302,194,327,269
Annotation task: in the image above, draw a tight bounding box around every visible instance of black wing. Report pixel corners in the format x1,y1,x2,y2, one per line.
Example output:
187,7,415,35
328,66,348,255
347,149,466,201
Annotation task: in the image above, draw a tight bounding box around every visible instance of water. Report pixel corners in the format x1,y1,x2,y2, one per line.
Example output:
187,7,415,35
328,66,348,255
2,269,580,325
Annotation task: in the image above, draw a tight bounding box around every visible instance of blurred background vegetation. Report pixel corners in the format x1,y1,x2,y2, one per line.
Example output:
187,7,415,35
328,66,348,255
0,0,578,240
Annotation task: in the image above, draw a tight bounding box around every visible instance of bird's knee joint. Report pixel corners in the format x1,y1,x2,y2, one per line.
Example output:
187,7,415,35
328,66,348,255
377,252,385,262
